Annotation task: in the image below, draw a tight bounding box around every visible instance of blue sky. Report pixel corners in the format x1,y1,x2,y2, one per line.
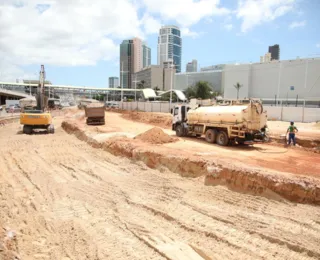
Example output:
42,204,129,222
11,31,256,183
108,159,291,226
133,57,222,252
0,0,319,87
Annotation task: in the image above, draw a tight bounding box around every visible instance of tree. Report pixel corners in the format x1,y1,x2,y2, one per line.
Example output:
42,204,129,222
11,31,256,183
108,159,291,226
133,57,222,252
184,86,196,99
234,82,243,99
195,81,212,99
184,81,213,99
137,80,145,89
160,91,178,102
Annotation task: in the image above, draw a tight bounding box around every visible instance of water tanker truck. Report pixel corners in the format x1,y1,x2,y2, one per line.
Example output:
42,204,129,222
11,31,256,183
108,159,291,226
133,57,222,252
172,99,268,146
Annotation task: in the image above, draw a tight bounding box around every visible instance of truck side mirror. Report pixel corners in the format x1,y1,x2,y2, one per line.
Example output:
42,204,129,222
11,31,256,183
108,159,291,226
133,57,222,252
170,108,173,114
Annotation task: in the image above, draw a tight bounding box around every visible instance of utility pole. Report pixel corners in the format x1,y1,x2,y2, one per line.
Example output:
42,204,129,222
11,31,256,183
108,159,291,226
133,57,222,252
169,64,175,108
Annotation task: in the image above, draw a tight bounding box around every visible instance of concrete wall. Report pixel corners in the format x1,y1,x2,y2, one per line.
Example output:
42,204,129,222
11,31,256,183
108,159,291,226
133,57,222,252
223,59,320,99
222,64,251,98
265,105,320,122
119,101,176,113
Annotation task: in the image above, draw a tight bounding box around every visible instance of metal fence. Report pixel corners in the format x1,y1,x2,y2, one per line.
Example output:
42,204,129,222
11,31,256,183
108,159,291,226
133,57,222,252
261,98,320,108
119,101,181,113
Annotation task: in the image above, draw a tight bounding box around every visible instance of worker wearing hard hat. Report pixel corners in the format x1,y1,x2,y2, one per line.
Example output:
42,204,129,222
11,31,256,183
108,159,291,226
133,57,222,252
287,121,298,146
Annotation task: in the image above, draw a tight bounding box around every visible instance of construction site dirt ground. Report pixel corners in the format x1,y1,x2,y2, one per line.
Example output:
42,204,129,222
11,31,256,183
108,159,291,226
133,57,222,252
75,111,320,179
1,110,320,259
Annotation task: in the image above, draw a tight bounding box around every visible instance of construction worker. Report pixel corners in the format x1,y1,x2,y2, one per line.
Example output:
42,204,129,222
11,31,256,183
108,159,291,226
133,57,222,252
287,121,298,146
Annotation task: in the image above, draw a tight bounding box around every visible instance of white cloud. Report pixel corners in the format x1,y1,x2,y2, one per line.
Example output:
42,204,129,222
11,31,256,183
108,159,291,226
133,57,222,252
141,13,162,34
0,0,142,70
289,20,306,29
0,0,232,80
142,0,230,27
236,0,296,32
224,24,233,31
181,28,200,38
317,43,320,48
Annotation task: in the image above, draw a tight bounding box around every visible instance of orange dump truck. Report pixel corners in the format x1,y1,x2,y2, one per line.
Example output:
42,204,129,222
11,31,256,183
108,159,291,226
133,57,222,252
84,103,105,125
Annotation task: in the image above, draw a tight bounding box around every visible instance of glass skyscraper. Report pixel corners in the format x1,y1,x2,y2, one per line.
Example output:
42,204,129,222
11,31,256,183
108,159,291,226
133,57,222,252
120,38,151,89
142,43,151,68
157,25,182,73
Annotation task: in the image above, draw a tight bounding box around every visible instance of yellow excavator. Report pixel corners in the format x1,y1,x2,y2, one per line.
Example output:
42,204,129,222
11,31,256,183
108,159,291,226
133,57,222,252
20,65,54,134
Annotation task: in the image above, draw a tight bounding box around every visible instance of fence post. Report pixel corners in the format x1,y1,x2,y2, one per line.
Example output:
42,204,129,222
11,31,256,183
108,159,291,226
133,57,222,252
302,100,305,122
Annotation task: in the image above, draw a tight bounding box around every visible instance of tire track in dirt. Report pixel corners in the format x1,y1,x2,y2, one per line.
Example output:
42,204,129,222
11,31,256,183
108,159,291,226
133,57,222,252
1,120,320,259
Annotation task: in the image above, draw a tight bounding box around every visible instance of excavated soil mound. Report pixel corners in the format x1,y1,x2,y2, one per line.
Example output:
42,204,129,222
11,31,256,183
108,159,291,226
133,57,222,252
135,127,178,144
122,112,172,128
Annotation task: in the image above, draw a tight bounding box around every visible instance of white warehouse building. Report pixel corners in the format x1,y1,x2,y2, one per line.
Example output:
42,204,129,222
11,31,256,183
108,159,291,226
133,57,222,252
174,58,320,100
222,58,320,100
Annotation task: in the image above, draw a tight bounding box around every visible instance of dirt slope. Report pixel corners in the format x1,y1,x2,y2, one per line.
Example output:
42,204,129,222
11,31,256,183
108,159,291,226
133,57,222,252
0,119,320,259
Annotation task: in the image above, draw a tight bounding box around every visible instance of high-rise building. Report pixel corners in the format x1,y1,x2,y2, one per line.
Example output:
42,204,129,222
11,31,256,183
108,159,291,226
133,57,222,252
120,37,150,89
157,25,182,73
186,59,197,72
260,53,271,63
132,37,143,73
268,44,280,60
142,42,151,68
120,39,133,89
109,77,119,88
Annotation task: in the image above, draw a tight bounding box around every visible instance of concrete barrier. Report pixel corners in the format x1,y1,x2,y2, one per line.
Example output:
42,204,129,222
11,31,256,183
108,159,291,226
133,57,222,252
264,106,320,122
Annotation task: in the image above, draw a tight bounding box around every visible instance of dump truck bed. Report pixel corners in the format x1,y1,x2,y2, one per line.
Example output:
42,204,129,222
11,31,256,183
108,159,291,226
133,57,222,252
84,104,105,125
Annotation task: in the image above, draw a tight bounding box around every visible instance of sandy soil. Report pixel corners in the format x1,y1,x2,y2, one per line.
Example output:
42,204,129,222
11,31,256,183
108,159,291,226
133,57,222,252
98,112,320,179
1,113,320,259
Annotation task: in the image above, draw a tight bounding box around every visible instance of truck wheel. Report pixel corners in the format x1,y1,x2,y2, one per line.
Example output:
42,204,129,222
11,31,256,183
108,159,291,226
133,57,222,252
23,125,33,135
205,129,217,143
216,131,229,146
47,124,55,134
175,124,184,137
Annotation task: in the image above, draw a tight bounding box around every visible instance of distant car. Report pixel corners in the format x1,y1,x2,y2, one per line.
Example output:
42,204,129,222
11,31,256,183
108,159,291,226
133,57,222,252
5,104,21,113
105,102,119,108
111,103,119,108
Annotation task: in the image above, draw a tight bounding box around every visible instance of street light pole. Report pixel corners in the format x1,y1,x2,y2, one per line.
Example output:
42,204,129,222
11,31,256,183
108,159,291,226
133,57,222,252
169,64,174,108
132,74,138,102
120,62,129,102
121,62,124,101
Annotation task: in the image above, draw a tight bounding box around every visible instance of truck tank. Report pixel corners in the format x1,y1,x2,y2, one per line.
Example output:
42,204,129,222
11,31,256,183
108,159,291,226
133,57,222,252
187,102,267,131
